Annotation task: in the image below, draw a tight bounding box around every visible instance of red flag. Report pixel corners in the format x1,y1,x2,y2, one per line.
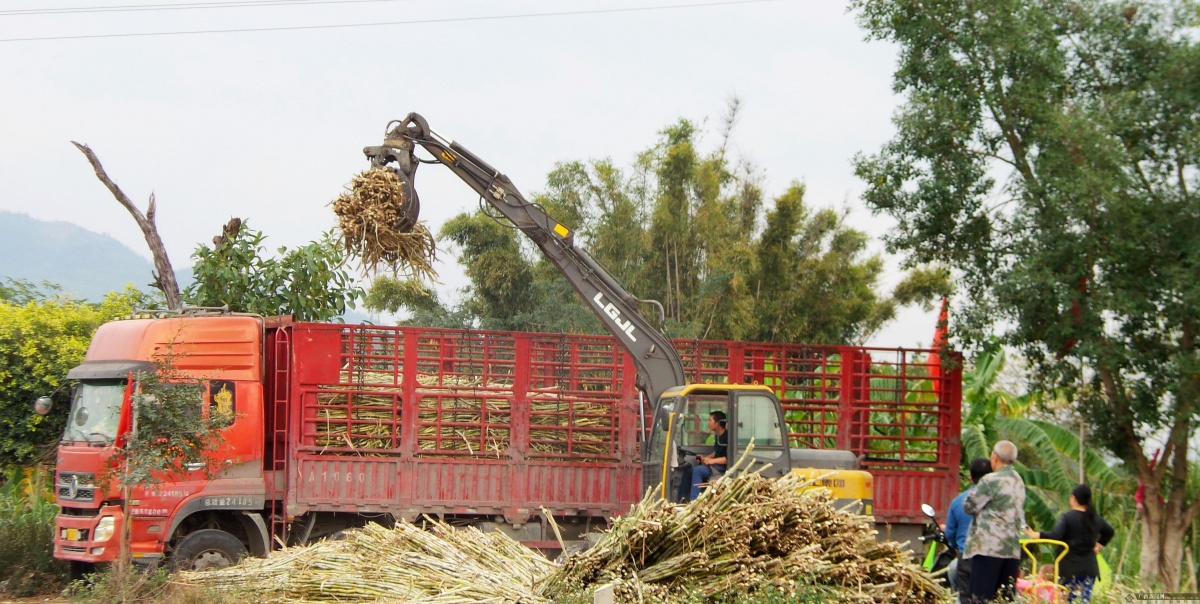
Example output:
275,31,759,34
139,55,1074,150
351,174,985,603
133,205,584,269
930,298,949,398
1135,449,1163,510
115,371,134,448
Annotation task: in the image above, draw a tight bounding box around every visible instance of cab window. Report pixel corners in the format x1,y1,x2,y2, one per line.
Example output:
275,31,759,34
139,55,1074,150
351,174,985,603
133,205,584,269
735,394,783,447
678,396,726,448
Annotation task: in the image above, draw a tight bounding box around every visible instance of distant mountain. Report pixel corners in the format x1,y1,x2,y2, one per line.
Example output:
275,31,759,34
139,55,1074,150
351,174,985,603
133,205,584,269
0,212,367,322
0,211,166,301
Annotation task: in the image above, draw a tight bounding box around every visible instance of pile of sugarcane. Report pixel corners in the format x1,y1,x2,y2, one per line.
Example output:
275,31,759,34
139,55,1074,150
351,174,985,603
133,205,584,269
539,456,946,604
177,520,554,604
527,396,615,458
179,454,945,603
333,168,436,279
328,370,483,391
310,370,618,460
313,392,397,450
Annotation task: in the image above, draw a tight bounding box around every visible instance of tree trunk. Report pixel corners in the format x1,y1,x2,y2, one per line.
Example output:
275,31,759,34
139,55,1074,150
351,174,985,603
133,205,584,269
1186,548,1198,592
1161,515,1186,590
72,142,182,310
1105,354,1199,591
1138,468,1197,589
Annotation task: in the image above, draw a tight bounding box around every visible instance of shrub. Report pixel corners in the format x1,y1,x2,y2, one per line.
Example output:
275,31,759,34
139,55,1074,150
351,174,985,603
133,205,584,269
0,465,68,597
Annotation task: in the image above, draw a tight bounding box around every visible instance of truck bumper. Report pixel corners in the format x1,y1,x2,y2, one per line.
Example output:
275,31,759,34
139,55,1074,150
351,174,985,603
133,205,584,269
55,505,124,563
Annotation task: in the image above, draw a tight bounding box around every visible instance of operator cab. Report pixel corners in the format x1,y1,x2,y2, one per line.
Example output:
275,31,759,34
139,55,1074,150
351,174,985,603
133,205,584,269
644,384,791,502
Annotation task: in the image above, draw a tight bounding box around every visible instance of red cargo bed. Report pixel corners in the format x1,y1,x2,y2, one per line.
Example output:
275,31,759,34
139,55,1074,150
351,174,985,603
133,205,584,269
276,325,960,526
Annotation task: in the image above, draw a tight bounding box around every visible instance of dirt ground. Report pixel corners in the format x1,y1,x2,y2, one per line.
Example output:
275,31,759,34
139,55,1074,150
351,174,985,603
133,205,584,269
0,594,68,604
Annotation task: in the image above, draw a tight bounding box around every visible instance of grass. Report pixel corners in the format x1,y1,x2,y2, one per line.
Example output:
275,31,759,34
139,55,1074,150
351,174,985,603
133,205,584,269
68,565,243,604
0,465,69,597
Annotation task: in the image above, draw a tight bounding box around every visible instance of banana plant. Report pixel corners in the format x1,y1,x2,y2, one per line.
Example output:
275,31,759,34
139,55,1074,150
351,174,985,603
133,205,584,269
959,343,1138,570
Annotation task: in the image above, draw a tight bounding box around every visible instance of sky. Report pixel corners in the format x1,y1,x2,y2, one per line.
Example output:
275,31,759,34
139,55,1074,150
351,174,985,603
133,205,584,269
0,0,941,348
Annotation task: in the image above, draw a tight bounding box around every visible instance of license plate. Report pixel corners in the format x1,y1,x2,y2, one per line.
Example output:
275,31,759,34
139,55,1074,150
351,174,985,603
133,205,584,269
63,528,80,541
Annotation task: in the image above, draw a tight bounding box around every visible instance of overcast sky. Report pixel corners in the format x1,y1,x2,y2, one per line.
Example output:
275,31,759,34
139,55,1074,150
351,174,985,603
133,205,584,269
0,0,941,347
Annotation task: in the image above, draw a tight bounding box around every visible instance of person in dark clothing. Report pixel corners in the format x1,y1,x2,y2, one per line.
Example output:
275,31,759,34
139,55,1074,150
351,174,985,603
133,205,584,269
689,411,728,501
1025,484,1114,603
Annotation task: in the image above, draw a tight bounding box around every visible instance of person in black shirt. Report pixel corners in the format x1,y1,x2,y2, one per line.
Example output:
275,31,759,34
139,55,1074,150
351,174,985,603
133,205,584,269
689,411,728,501
1025,484,1114,603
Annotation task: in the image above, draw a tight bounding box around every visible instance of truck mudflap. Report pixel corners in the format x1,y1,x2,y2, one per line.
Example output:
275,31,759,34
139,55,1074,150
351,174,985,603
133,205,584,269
55,504,124,563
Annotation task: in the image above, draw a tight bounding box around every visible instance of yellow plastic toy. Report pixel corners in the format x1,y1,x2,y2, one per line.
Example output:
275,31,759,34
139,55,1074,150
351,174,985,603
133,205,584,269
1019,538,1070,603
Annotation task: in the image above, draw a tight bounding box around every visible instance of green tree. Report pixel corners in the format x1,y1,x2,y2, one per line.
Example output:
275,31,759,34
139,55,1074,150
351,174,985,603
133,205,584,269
98,347,231,575
0,286,145,465
0,279,61,306
363,276,473,328
186,220,363,322
411,107,943,343
438,211,538,331
116,355,229,491
852,0,1199,586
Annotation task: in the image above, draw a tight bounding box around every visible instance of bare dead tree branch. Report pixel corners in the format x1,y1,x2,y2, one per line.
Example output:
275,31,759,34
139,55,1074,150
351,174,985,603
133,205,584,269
72,141,182,310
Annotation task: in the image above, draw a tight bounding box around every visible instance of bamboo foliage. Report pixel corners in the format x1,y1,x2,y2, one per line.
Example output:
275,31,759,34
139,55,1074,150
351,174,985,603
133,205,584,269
399,111,938,341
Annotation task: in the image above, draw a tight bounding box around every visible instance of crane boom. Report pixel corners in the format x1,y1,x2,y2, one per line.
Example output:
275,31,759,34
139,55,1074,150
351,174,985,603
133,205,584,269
363,112,686,404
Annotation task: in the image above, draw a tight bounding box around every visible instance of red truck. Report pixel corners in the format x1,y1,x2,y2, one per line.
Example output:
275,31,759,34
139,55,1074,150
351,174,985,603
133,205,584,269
46,113,961,570
49,317,959,570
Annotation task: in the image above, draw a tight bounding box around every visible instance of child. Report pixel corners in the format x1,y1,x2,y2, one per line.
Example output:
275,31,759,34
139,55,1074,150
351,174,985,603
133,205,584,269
1017,564,1063,603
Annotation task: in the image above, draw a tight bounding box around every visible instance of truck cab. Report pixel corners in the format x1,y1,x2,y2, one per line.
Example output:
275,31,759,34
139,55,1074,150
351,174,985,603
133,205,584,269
51,315,270,571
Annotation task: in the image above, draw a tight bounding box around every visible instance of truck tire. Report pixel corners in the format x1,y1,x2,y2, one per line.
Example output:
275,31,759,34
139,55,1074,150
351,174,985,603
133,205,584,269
171,529,247,571
69,560,96,581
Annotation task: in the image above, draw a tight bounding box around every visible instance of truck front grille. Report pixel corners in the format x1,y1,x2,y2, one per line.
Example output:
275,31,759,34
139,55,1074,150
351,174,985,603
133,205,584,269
57,472,97,503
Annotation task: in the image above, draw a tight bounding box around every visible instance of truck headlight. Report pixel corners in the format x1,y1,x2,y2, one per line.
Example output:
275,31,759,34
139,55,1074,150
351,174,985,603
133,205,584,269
93,516,116,542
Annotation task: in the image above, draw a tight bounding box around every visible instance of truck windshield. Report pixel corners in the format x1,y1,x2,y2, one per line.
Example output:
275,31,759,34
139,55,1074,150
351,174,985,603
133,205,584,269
62,380,125,443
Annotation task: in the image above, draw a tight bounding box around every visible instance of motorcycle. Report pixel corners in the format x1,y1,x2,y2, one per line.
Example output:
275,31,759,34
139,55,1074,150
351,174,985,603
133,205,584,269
919,503,956,589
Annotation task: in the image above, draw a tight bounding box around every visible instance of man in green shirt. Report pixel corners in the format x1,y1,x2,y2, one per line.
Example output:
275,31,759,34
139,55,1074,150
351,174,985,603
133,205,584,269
962,440,1026,603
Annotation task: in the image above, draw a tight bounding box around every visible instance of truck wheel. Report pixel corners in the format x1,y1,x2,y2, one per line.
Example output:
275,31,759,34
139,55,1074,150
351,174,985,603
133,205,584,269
69,560,96,581
171,529,247,571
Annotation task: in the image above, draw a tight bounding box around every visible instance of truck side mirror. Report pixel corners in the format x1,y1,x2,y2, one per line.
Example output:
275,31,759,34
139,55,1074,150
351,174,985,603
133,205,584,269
34,396,53,416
